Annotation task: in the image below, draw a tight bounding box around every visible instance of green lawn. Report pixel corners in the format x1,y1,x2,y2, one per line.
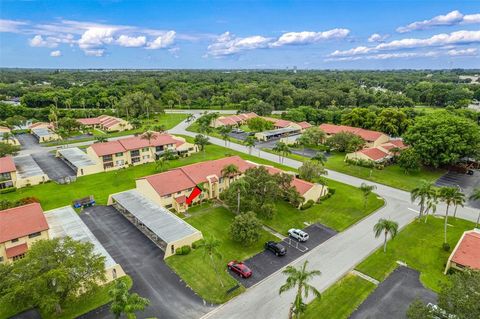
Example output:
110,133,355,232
166,205,278,303
304,274,376,319
0,276,132,319
355,217,475,292
262,179,384,234
186,122,245,145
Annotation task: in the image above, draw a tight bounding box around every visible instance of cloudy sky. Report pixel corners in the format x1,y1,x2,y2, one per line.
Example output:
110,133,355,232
0,0,479,69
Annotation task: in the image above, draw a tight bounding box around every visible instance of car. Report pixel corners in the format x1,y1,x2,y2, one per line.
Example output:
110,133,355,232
427,303,458,319
265,241,287,256
227,260,252,278
288,228,309,242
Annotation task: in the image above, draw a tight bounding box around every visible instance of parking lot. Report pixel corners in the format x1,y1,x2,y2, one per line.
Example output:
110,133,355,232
79,205,213,319
31,152,76,183
435,170,480,208
229,224,337,288
349,266,437,319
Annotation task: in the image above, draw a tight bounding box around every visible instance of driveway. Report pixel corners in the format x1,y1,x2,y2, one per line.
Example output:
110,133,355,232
31,152,76,183
79,206,213,319
16,133,42,152
435,170,480,208
349,266,437,319
230,224,337,288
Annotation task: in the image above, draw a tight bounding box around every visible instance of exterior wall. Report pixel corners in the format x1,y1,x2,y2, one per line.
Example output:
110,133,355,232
254,132,268,141
36,133,61,143
371,134,390,147
345,152,374,162
302,184,328,203
104,120,133,132
165,231,203,259
0,138,20,146
0,230,49,264
0,170,17,189
104,264,126,283
15,173,49,188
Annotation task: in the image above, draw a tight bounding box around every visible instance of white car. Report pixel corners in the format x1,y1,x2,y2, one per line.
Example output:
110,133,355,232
288,228,309,242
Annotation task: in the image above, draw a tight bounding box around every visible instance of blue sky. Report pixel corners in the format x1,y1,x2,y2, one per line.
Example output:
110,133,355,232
0,0,479,69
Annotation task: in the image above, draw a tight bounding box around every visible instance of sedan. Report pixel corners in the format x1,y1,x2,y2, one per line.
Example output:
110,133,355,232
265,241,287,256
227,260,252,278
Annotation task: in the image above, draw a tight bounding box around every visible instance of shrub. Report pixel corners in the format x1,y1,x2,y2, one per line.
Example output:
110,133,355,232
175,245,192,255
442,243,451,252
0,187,16,194
300,199,315,210
328,188,336,195
191,239,205,249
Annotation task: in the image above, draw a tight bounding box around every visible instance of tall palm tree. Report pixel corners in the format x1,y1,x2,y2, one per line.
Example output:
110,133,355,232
423,190,438,223
438,186,463,245
2,132,15,144
218,126,232,146
373,218,399,253
244,136,256,155
109,279,149,319
359,183,377,211
311,152,327,165
141,131,157,145
279,260,321,319
452,189,465,218
469,188,480,228
229,179,248,214
296,134,310,156
48,105,59,128
199,237,224,287
94,136,108,143
273,142,290,163
155,157,169,172
410,180,435,219
221,164,240,187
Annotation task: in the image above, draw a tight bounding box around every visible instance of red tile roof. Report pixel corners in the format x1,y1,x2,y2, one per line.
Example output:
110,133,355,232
298,122,312,129
90,140,126,157
0,156,16,174
319,124,387,142
145,170,196,196
175,195,186,204
90,133,182,156
0,203,48,243
217,113,259,126
387,139,407,149
451,230,480,270
358,148,389,161
6,243,28,258
77,118,101,125
265,166,315,195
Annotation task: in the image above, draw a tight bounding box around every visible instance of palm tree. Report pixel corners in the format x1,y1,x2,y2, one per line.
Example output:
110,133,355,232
273,142,290,163
155,157,169,172
452,189,465,218
48,105,59,128
141,131,157,145
229,179,248,214
194,134,209,157
109,279,149,319
359,183,377,211
279,260,321,319
311,152,327,165
244,136,256,155
410,180,435,219
423,191,438,223
438,186,462,245
374,218,399,253
64,98,72,110
199,236,224,287
469,187,480,228
2,132,15,144
221,164,240,187
94,136,108,143
296,134,310,156
218,126,232,146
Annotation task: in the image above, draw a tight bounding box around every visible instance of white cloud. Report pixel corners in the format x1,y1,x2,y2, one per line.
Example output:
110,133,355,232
330,30,480,57
29,35,58,48
83,49,105,57
168,47,180,57
116,35,147,47
206,32,271,56
368,33,389,43
397,10,480,33
50,50,61,57
0,19,28,33
146,30,176,49
447,48,478,56
326,51,440,62
77,27,116,56
270,28,350,46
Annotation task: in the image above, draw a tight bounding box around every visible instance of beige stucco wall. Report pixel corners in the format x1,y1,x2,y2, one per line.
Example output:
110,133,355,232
302,183,328,204
15,173,49,188
0,138,20,146
37,133,61,143
164,231,203,259
0,230,49,264
104,120,133,132
370,134,390,147
104,264,126,283
345,151,373,162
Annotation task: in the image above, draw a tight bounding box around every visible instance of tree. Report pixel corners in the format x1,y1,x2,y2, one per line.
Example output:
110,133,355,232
95,136,108,143
218,125,232,146
406,299,435,319
398,148,421,174
194,134,209,156
118,92,162,119
403,113,480,167
374,108,410,136
221,164,240,187
1,132,15,144
359,183,376,211
140,131,157,146
155,157,169,172
373,218,399,252
452,190,465,218
423,191,438,223
296,134,311,156
0,143,20,157
326,132,365,153
301,127,326,146
109,279,149,319
199,236,224,287
48,105,59,128
311,152,327,165
469,188,480,228
151,124,166,133
298,160,327,183
0,237,106,315
438,186,463,245
279,260,321,319
230,211,262,246
410,180,435,219
229,178,248,214
247,117,274,132
273,141,290,163
244,135,256,155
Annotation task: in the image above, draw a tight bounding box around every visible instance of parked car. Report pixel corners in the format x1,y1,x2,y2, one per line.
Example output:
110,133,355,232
427,303,458,319
265,241,287,256
227,260,252,278
288,228,309,242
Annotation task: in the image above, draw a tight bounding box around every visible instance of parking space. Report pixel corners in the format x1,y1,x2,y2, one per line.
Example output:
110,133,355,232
228,131,250,141
230,224,337,288
31,152,76,183
435,170,480,208
349,266,437,319
16,133,41,151
79,205,212,319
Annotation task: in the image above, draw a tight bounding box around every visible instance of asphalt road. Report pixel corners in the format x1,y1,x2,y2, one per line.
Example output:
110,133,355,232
79,206,213,319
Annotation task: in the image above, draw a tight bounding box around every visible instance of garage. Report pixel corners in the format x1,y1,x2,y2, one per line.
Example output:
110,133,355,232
108,189,203,258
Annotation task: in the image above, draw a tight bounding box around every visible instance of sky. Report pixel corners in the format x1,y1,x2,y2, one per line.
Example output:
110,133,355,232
0,0,479,69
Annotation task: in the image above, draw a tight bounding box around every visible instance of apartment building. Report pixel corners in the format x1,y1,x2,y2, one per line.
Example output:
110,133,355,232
0,155,49,189
77,115,133,132
0,126,20,146
319,123,390,147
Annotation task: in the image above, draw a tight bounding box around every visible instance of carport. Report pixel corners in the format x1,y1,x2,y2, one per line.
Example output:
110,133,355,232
56,147,102,177
45,206,125,282
109,189,203,258
13,155,49,187
254,127,301,141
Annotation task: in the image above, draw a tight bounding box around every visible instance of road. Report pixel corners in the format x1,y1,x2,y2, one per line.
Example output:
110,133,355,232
169,116,479,319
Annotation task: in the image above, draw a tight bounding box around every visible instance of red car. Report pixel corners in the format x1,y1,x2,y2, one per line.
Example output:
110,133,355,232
227,260,252,278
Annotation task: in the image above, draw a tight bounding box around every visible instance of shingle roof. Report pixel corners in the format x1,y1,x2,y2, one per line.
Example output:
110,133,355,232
0,203,49,243
0,156,16,174
297,122,312,129
451,230,480,270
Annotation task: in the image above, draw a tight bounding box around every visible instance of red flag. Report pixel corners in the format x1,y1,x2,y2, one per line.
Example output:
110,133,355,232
186,186,202,205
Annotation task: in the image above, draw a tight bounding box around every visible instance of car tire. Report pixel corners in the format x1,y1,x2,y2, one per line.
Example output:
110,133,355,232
275,252,279,256
240,274,244,278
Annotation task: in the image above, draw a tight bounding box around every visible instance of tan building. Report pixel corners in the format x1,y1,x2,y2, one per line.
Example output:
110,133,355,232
345,140,407,163
444,229,480,274
135,156,327,213
211,112,258,128
0,203,50,263
77,115,133,132
28,122,53,130
254,127,301,141
319,123,390,147
0,155,49,189
86,133,198,172
0,126,20,146
31,127,61,143
56,147,104,177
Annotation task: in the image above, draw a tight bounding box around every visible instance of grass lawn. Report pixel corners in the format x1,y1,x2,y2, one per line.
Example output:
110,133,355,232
2,140,293,210
0,276,132,319
166,205,278,303
355,217,475,292
262,179,384,234
186,122,245,145
304,274,376,319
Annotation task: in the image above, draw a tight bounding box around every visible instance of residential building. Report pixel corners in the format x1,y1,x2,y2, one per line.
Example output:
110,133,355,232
135,156,327,213
0,203,50,263
86,133,198,171
319,123,390,147
211,112,258,128
444,229,480,274
77,115,133,132
0,155,49,188
28,122,53,130
0,126,20,146
31,127,61,143
255,127,301,141
56,147,103,177
345,140,407,163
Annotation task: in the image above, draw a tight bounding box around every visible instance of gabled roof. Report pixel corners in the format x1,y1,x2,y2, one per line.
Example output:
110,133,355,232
266,166,315,196
358,147,389,161
6,243,28,258
143,169,196,196
319,123,387,142
0,203,49,243
90,140,125,157
217,113,259,126
28,122,52,129
298,122,312,129
0,156,16,174
451,229,480,270
77,118,101,125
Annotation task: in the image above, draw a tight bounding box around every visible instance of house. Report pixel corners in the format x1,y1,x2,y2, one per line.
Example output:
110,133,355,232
134,156,327,213
0,126,20,146
345,140,408,163
0,155,49,189
211,112,258,128
0,203,50,263
86,133,198,171
262,117,312,133
444,229,480,274
28,122,53,130
319,124,390,147
77,115,133,132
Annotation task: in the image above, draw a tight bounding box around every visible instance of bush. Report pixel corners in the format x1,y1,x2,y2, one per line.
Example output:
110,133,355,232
175,245,192,255
300,199,315,210
191,239,205,249
0,187,16,194
328,188,336,195
442,243,451,252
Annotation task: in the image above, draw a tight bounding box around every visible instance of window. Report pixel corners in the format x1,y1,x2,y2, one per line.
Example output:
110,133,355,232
0,172,11,180
115,152,123,157
0,256,3,263
156,146,164,152
103,155,113,162
165,204,173,208
142,155,150,160
29,232,41,238
13,254,25,261
142,147,149,152
104,162,114,169
171,245,175,255
131,150,140,157
132,157,140,164
112,268,117,279
11,238,19,243
115,160,125,166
